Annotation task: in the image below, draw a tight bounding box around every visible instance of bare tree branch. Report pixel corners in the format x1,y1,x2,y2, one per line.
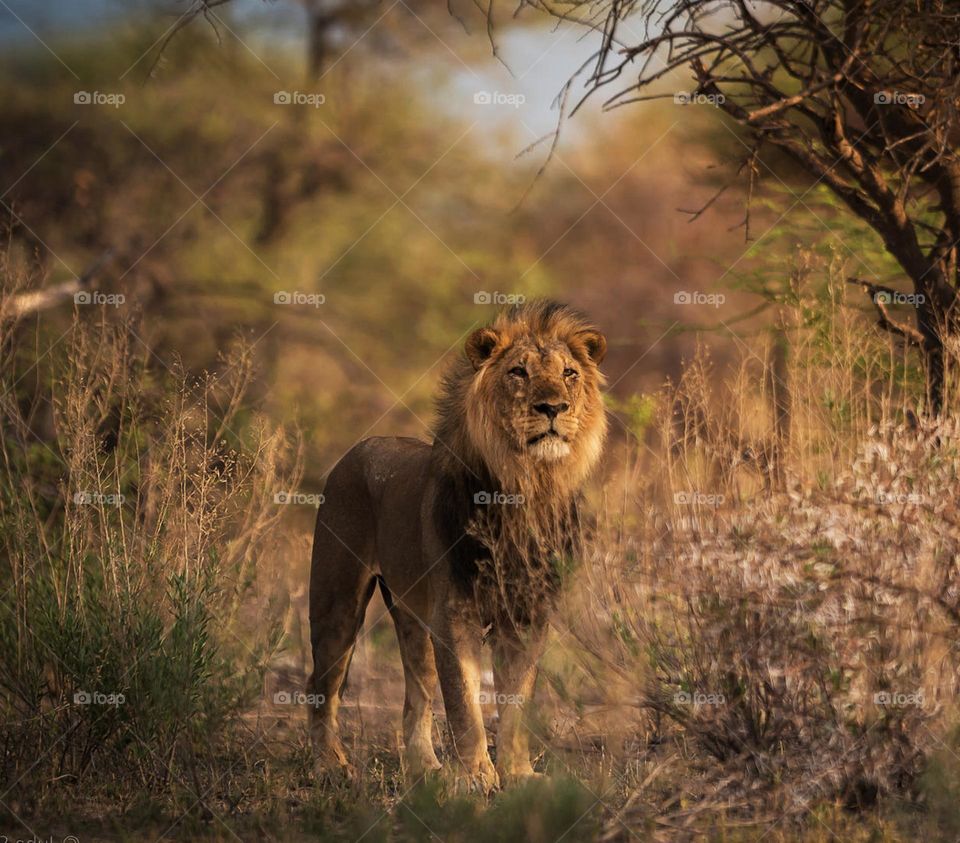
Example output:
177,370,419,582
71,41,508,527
847,276,925,347
517,0,960,411
2,250,113,321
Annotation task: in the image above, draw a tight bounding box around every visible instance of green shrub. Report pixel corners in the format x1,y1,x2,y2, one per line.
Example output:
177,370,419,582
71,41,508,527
0,312,298,810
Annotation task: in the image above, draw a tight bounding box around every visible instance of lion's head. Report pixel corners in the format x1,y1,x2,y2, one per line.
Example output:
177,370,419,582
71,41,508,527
436,300,607,496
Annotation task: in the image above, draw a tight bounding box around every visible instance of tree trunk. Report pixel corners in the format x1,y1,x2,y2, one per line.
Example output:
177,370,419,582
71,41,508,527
307,11,331,80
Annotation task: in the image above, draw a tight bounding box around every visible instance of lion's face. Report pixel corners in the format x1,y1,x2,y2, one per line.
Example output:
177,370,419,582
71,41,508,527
461,310,607,488
485,337,591,462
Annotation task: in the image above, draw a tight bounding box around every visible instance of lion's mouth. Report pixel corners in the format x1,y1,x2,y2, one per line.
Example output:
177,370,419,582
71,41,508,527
526,429,564,446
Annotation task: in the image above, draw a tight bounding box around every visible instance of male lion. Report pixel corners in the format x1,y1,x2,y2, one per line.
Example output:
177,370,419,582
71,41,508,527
307,300,607,789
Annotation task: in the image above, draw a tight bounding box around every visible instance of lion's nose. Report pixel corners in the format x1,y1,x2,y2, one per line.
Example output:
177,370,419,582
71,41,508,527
533,401,569,419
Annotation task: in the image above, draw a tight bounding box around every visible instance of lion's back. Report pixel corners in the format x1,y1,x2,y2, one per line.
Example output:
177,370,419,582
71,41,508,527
315,437,433,587
353,436,431,499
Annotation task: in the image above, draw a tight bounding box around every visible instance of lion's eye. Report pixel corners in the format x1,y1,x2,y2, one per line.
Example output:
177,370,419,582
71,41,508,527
508,366,528,378
563,368,579,379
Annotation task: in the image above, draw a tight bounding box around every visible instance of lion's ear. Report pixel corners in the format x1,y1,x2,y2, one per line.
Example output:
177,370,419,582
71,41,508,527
576,330,607,364
465,327,501,370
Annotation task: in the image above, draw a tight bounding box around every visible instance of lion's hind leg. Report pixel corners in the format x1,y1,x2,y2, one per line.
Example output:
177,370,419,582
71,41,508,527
307,521,376,782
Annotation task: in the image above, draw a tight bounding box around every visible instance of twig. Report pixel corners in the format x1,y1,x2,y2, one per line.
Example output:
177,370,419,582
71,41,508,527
2,249,114,321
846,276,925,347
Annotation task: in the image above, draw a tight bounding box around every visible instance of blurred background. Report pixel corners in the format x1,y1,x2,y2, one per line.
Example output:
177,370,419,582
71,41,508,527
0,0,785,492
4,2,938,839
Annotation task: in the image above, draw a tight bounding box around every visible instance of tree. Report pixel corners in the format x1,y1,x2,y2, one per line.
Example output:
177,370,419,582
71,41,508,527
539,0,960,413
166,0,436,81
301,0,381,79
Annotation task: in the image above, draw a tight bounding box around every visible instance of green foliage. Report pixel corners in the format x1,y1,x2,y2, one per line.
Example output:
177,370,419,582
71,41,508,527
606,392,658,442
728,182,907,300
0,27,565,487
720,181,929,408
0,316,290,807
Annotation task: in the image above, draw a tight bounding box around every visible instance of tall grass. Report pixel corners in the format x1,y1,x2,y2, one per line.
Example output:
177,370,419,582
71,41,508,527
7,240,960,841
0,263,300,816
556,256,960,836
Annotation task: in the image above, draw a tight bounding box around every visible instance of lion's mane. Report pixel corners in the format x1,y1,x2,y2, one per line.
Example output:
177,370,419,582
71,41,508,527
429,300,607,626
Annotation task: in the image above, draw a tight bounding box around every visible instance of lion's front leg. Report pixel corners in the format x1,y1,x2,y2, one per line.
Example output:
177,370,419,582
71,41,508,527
491,622,548,784
430,595,498,792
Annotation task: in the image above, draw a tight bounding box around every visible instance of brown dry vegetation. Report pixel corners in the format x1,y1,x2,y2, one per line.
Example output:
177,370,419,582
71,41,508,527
3,8,960,843
6,242,960,841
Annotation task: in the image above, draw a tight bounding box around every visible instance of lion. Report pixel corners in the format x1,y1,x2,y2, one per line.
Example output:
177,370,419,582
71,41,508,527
307,300,607,789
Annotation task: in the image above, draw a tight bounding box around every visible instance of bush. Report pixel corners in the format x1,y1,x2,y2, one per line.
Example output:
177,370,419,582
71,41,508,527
0,302,299,812
563,265,960,832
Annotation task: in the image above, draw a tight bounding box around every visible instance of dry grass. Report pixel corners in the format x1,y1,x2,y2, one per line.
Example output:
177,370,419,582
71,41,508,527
3,251,960,841
0,255,302,825
547,258,960,838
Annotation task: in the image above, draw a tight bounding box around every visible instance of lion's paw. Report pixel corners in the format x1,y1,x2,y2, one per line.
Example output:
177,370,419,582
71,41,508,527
312,747,357,785
405,751,443,780
451,759,500,795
